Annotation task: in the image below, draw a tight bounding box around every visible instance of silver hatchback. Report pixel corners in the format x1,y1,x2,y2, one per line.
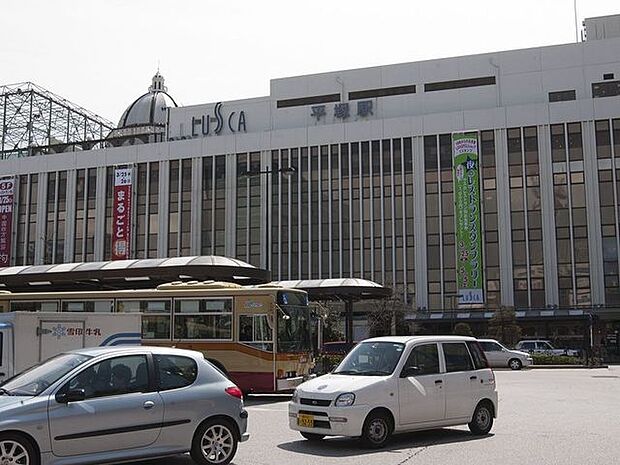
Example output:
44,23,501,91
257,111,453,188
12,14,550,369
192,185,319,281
0,346,249,465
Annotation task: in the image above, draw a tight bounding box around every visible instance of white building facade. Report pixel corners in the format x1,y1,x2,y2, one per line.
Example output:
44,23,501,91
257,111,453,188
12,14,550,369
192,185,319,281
2,16,620,319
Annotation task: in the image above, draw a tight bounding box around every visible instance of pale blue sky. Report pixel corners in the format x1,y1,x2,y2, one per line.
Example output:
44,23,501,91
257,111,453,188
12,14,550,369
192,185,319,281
1,0,618,123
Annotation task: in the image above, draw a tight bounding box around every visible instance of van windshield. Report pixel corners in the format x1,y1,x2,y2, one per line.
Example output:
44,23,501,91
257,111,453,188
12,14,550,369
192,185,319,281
0,353,91,396
333,342,405,376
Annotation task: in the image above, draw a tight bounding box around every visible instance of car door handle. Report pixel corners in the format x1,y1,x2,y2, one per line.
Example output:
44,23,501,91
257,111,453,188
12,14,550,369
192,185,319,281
0,372,5,377
434,379,443,385
470,375,477,380
143,401,156,410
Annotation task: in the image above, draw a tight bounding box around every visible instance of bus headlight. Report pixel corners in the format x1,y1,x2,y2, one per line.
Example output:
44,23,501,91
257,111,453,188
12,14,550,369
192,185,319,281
335,393,355,407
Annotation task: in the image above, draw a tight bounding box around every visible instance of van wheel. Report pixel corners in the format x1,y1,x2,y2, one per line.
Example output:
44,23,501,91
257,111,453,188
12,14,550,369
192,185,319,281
361,411,392,448
191,419,238,465
508,358,522,370
300,432,325,441
468,402,494,435
0,433,39,465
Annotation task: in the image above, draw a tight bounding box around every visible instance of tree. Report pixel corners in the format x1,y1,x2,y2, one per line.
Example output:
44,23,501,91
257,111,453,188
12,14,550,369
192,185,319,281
487,306,522,347
453,322,474,337
367,296,407,337
319,302,345,343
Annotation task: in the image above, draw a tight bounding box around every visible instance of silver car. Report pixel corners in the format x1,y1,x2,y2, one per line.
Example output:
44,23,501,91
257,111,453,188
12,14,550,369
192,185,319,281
478,339,533,370
0,346,249,465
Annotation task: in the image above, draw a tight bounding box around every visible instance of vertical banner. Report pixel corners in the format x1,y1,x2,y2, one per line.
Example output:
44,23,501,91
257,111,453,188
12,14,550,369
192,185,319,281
112,167,133,260
453,132,484,305
0,177,15,267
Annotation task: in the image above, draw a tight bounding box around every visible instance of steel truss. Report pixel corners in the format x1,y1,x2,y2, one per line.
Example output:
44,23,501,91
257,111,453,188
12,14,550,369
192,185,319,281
0,82,114,159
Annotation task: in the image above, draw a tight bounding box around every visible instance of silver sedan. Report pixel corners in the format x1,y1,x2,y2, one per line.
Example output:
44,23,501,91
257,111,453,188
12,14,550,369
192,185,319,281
0,346,249,465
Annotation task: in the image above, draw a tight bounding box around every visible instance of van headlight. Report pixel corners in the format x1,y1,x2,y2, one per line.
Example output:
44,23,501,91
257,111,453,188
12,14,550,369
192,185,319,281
335,393,355,407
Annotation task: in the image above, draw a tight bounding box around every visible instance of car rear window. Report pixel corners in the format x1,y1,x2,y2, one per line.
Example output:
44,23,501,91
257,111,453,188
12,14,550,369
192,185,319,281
155,355,198,391
443,343,474,372
467,341,489,369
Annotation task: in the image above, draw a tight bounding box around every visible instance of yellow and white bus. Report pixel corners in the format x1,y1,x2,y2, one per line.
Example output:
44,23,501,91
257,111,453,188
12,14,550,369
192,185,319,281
0,281,314,393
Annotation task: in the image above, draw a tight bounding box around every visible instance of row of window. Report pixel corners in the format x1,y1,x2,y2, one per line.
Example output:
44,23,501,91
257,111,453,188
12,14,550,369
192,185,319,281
8,120,620,310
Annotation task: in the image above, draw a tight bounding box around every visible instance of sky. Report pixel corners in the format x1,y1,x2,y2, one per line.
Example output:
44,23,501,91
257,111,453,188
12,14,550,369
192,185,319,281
1,0,619,124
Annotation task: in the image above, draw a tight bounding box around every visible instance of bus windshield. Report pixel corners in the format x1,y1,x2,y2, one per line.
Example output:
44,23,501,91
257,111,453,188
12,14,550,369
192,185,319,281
276,291,312,353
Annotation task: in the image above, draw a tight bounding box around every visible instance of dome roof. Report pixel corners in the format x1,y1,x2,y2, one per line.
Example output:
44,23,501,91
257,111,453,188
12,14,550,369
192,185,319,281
117,72,177,129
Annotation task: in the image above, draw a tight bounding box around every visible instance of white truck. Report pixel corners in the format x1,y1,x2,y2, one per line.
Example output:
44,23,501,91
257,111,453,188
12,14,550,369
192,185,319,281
0,312,141,383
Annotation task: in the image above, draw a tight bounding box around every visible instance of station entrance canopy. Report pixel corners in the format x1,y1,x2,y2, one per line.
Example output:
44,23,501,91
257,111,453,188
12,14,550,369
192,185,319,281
0,256,271,292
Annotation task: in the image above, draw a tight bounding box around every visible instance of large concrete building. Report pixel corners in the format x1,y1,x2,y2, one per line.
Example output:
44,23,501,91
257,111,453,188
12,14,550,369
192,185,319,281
2,15,620,344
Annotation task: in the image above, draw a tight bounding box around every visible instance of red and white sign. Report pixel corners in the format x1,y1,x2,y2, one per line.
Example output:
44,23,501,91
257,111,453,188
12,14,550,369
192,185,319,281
111,168,133,260
0,177,15,267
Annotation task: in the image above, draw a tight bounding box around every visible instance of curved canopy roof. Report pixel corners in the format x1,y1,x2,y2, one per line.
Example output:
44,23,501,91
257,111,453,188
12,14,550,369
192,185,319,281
0,256,270,292
271,278,391,301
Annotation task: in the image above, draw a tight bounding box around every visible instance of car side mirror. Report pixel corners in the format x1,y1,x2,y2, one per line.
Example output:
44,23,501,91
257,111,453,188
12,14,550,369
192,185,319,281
56,389,86,404
400,366,421,378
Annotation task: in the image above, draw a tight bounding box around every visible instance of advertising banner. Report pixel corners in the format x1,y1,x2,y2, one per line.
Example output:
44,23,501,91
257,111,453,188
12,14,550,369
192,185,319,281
0,177,15,267
453,132,484,305
111,167,133,260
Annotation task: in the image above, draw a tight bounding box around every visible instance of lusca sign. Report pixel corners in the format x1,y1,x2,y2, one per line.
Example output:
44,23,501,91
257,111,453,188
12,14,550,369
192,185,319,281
191,102,247,137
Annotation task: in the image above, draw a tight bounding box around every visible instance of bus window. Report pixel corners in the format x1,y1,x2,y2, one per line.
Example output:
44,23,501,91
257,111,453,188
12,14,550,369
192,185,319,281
61,300,113,313
117,300,172,340
10,301,59,312
174,298,232,340
239,314,273,351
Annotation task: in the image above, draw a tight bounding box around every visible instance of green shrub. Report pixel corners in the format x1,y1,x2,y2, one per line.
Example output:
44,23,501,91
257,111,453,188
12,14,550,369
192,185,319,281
531,354,583,365
314,354,345,374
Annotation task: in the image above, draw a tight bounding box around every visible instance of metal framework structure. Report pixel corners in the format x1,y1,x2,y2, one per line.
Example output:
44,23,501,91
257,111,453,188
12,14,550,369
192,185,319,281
0,82,114,159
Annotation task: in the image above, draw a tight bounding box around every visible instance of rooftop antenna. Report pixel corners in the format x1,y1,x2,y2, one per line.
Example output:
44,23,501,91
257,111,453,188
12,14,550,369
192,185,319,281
573,0,579,42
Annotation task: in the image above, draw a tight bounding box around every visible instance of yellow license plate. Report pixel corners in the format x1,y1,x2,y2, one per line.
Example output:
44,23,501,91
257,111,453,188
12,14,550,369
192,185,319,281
297,414,314,428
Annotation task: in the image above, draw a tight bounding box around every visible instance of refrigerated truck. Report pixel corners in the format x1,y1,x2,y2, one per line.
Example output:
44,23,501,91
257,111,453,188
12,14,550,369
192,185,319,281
0,312,141,383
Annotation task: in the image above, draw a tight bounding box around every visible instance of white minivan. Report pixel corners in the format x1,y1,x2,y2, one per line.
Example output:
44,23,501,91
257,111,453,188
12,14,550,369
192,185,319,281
289,336,498,447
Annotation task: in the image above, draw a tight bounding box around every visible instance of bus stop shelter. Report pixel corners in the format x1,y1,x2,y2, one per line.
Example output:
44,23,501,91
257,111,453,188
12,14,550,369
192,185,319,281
0,256,271,292
273,278,392,346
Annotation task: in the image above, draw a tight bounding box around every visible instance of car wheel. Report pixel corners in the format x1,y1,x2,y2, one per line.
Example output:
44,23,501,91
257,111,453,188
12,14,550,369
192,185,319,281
468,402,494,435
191,419,239,465
300,432,325,441
509,358,523,370
0,433,39,465
361,411,392,448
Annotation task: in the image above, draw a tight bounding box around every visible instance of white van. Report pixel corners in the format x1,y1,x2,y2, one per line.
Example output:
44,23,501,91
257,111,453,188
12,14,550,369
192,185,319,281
289,335,497,447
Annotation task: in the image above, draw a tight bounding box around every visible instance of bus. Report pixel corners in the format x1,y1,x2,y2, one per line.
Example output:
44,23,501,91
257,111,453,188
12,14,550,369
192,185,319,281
0,281,314,393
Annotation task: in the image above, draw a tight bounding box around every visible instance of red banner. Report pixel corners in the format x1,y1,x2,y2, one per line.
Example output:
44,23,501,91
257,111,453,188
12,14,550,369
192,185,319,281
111,168,133,260
0,177,15,267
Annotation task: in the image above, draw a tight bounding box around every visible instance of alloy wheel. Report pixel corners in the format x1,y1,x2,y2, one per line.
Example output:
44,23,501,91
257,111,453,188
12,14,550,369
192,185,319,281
0,440,30,465
200,424,235,464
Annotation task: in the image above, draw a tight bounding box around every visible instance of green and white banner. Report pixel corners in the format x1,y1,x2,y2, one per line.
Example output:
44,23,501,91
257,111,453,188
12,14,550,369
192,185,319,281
453,132,484,305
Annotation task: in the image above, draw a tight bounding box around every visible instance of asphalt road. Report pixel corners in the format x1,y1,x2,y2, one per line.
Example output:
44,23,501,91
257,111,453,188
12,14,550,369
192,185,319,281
126,367,620,465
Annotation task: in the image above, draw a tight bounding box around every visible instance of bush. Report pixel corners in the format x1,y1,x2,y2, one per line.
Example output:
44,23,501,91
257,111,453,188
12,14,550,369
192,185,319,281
314,353,345,375
531,354,583,365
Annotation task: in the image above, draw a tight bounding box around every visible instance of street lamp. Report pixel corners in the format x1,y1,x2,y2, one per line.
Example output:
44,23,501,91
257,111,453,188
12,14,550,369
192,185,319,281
240,165,296,272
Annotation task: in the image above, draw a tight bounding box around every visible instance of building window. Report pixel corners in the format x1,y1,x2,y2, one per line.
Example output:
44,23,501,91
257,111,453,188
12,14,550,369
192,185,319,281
424,76,496,92
507,127,545,309
592,80,620,98
276,93,340,109
548,90,576,103
551,123,590,307
424,134,455,310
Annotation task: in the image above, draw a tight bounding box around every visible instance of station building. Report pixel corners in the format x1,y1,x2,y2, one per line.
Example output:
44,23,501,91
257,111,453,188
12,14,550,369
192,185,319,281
2,14,620,345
